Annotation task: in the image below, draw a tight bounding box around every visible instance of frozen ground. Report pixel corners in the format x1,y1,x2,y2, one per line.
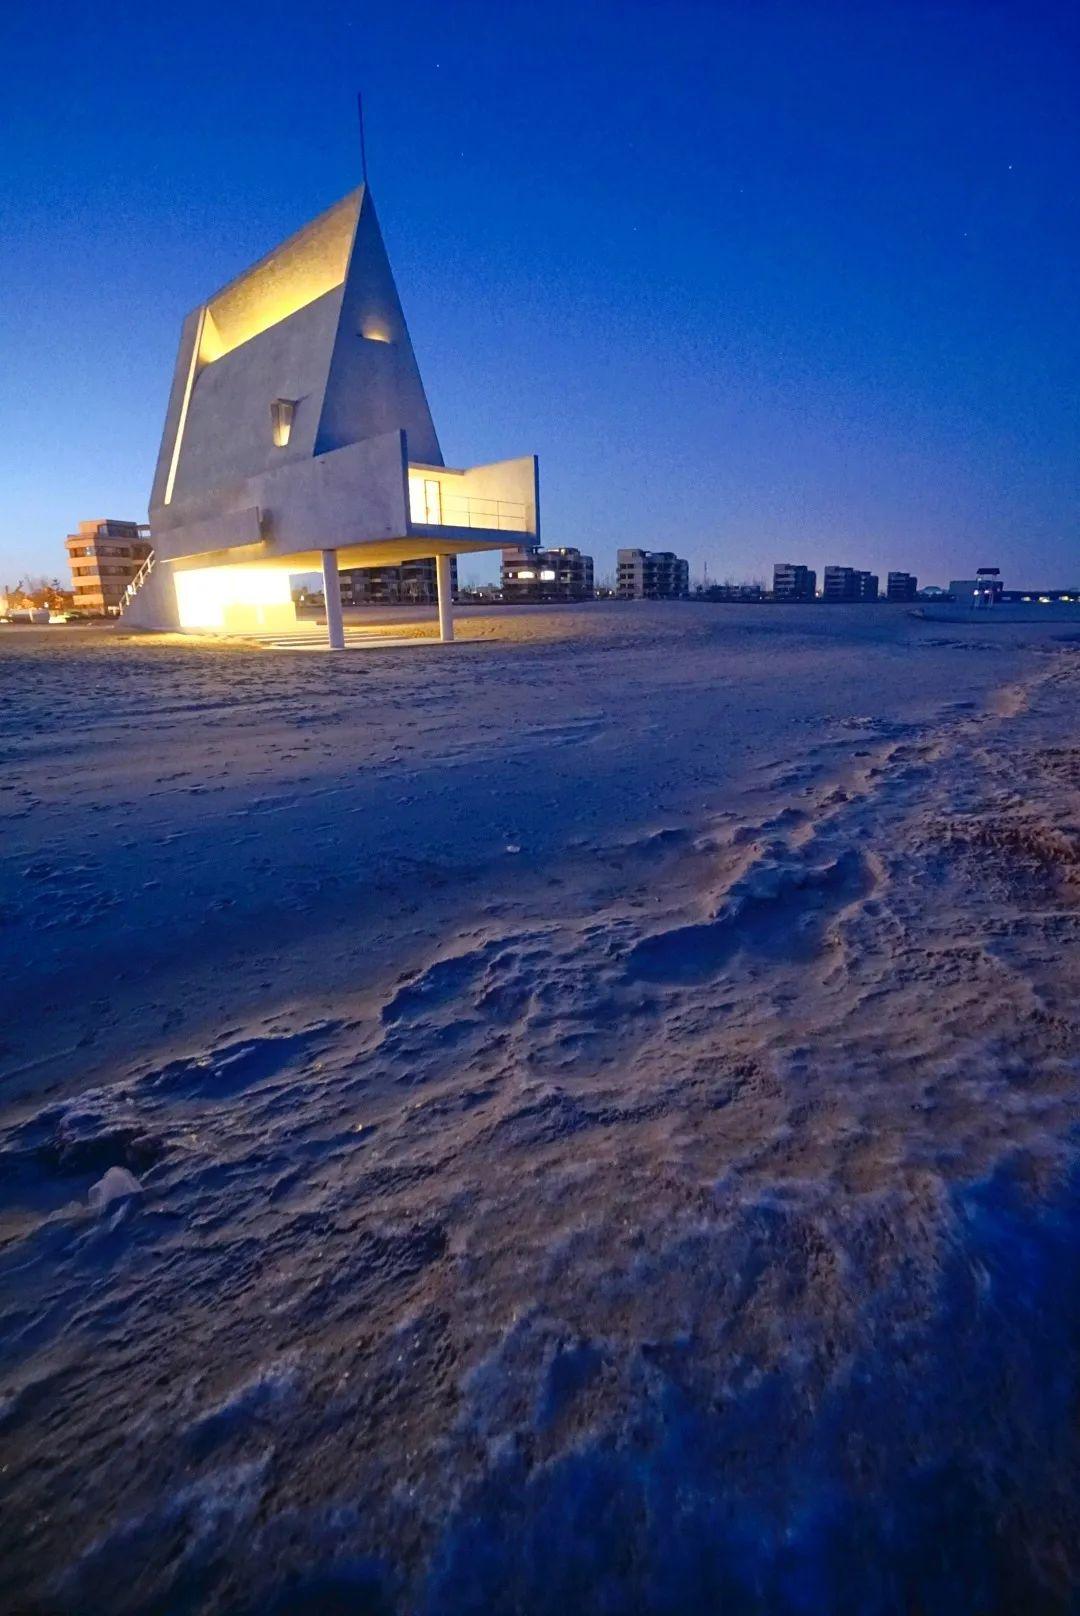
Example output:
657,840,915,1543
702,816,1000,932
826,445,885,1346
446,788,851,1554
1,601,1079,1614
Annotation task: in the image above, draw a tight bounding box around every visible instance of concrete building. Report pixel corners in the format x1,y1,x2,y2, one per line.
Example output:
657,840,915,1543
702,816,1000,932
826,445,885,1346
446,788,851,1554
616,549,689,600
823,566,879,602
123,183,540,644
945,568,1078,609
65,519,152,614
338,557,456,607
886,571,918,602
772,563,817,601
699,583,765,602
949,569,1003,608
502,546,594,602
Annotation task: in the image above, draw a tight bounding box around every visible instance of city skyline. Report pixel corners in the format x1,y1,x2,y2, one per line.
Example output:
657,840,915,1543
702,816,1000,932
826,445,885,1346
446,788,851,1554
3,0,1078,590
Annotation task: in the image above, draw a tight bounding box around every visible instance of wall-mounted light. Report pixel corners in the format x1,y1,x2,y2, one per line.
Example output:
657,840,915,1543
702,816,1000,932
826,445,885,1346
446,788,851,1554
270,398,296,448
360,317,392,343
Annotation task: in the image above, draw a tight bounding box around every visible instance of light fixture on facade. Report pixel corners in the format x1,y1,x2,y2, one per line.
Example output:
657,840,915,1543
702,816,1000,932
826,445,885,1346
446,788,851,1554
270,398,297,448
360,317,392,343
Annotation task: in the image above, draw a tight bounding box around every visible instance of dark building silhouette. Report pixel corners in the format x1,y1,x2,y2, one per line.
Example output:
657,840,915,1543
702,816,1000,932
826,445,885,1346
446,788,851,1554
617,549,689,599
772,562,817,601
503,546,594,602
823,566,880,602
700,583,765,602
339,558,457,607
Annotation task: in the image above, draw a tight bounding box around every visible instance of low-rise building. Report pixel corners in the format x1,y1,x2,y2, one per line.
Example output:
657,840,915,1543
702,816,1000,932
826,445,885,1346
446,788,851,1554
948,569,1003,607
946,569,1078,608
617,548,689,599
65,519,152,614
1001,587,1079,604
339,557,457,607
823,566,879,602
886,571,917,602
699,582,765,602
502,546,594,602
772,562,817,601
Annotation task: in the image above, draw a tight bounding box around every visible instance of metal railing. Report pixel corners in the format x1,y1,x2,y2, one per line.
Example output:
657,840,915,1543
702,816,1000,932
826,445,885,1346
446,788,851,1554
412,494,529,533
118,551,155,614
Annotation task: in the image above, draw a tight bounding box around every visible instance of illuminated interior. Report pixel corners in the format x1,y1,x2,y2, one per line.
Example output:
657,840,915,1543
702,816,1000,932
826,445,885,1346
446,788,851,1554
196,192,360,366
407,465,529,532
173,566,297,632
408,474,444,525
271,399,296,448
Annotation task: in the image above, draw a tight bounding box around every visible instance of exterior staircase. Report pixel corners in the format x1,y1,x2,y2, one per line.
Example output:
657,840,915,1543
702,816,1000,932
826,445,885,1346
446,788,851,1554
115,550,181,630
118,551,155,616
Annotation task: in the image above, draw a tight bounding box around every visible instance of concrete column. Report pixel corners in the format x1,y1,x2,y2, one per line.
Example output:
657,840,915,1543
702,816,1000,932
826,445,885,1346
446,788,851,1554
321,549,345,650
436,553,454,643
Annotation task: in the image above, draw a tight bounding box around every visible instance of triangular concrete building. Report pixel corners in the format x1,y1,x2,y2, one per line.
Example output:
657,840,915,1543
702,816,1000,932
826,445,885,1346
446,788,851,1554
128,186,539,640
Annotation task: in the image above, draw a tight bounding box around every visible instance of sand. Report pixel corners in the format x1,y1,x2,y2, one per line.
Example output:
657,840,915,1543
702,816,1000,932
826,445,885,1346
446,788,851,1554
1,602,1079,1613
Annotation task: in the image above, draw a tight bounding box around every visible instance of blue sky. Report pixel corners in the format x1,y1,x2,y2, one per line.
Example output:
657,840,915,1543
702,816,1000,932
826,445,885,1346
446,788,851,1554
2,0,1077,589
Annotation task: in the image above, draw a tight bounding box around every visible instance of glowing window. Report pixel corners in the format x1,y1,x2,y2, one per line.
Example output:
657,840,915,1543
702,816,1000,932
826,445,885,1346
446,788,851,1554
539,569,556,580
517,570,535,580
408,475,442,525
271,398,296,448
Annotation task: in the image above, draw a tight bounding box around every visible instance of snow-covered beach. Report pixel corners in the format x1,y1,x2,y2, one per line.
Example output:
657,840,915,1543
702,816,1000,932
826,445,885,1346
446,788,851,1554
2,602,1079,1612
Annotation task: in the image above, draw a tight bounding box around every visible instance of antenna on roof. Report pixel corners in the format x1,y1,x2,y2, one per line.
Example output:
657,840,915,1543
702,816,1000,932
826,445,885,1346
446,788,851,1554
356,91,369,188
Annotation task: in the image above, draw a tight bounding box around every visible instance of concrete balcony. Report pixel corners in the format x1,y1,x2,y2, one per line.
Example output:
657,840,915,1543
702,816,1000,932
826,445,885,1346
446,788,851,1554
407,457,538,542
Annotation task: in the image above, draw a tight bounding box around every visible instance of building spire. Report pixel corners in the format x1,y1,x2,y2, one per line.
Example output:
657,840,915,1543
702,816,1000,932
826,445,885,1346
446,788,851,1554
357,91,369,188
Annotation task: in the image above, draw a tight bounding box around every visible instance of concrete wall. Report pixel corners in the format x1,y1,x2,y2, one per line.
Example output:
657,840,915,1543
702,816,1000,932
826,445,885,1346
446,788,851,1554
315,192,442,466
460,456,539,539
168,290,343,503
151,430,410,566
152,507,262,565
149,307,203,511
120,558,181,630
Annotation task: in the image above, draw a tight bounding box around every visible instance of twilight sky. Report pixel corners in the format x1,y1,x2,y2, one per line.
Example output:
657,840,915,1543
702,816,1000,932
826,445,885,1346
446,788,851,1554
2,0,1077,590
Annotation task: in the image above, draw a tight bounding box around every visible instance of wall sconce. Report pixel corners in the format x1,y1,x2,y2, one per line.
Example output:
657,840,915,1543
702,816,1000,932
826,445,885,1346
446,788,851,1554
360,317,392,343
270,398,296,447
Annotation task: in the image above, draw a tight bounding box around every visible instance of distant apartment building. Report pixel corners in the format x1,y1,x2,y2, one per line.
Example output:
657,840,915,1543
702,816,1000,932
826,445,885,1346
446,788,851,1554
502,546,594,602
65,519,152,614
617,549,689,600
338,558,457,607
823,566,879,602
700,582,765,602
886,571,918,602
772,562,817,601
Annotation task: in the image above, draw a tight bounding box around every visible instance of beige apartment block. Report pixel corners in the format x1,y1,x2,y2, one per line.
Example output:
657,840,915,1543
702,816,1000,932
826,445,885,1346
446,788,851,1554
65,519,152,614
